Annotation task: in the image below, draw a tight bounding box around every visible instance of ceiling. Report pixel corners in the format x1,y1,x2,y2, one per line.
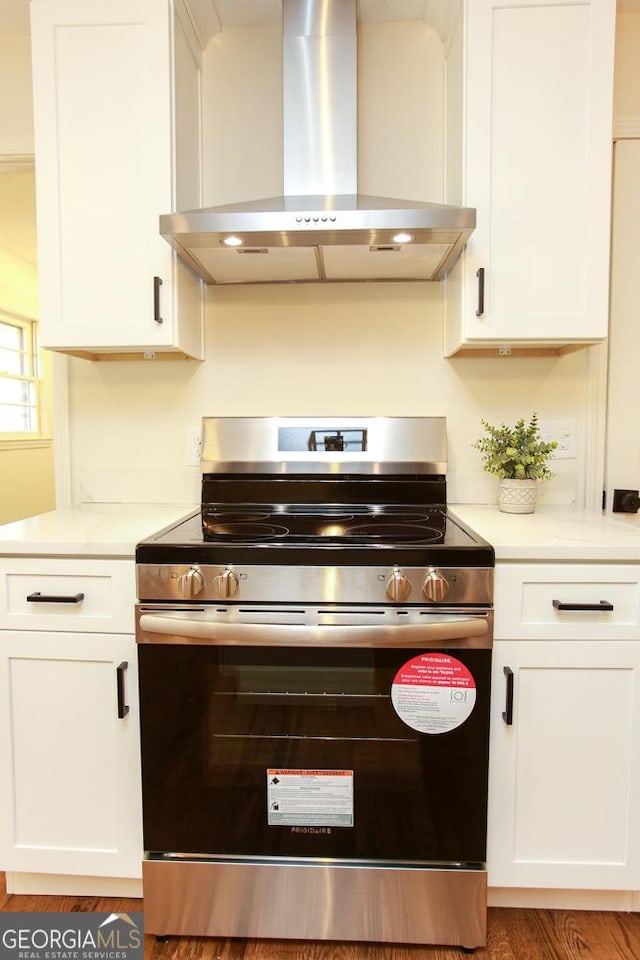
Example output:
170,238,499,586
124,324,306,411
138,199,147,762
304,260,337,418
210,0,431,27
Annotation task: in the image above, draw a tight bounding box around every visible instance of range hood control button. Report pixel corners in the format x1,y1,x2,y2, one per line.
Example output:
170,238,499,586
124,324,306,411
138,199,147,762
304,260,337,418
386,568,412,602
213,568,239,599
422,567,450,603
177,566,205,598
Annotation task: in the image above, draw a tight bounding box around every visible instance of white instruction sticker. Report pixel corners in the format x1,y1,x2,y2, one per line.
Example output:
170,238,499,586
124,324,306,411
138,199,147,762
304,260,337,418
391,652,476,735
267,769,354,827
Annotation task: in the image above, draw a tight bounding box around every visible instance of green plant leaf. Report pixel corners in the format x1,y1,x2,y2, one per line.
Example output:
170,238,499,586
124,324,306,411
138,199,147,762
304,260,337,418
471,413,558,480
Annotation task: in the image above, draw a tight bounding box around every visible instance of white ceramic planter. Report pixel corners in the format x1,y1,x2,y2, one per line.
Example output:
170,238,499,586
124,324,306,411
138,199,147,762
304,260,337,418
497,478,538,514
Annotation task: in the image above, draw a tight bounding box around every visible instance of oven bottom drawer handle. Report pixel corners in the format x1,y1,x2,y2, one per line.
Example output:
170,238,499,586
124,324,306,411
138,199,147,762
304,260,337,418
137,614,490,647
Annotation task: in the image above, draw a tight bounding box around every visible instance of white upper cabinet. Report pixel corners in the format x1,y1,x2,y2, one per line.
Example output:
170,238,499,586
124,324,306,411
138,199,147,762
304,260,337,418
443,0,616,355
31,0,204,360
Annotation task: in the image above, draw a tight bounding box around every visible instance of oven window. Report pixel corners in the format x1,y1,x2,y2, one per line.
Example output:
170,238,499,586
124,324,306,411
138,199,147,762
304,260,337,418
138,645,491,864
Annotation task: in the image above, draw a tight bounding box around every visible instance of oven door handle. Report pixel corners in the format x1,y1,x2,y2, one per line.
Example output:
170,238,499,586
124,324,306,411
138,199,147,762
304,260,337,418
136,613,491,648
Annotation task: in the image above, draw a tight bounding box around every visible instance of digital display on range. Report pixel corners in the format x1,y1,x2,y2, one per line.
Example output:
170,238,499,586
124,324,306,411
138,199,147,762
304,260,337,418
277,427,368,452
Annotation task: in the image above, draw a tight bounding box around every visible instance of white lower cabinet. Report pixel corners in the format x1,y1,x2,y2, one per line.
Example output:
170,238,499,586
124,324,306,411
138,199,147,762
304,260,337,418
0,630,143,879
489,640,640,890
488,562,640,890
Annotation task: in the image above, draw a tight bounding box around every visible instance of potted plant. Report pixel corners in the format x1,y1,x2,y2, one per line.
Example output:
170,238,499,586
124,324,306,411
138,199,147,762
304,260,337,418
472,413,558,514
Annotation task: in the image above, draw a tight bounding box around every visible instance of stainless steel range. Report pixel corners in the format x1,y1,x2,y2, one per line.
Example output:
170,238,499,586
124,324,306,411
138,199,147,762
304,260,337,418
135,417,494,950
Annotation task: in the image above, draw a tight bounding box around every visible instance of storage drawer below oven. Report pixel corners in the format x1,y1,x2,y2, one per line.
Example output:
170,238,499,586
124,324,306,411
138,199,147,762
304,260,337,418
142,857,487,947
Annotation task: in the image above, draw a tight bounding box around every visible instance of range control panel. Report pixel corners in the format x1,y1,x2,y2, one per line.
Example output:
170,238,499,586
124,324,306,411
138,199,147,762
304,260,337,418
137,563,493,607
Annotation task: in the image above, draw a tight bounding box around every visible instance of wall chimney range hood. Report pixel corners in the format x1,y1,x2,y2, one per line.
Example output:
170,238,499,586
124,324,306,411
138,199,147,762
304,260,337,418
160,0,475,285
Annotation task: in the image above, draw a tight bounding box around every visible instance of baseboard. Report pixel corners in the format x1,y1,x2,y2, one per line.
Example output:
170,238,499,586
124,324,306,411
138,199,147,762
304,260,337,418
5,872,143,898
489,887,640,911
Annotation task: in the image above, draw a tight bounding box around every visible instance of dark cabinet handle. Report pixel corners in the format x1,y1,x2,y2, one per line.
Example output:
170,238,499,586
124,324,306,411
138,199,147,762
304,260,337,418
26,591,85,604
153,276,163,325
116,662,130,719
553,599,614,612
502,666,514,726
475,267,485,317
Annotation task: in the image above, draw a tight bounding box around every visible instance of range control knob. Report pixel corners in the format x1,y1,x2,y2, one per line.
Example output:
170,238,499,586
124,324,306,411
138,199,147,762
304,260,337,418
177,566,205,598
422,567,450,603
213,567,239,599
386,568,412,602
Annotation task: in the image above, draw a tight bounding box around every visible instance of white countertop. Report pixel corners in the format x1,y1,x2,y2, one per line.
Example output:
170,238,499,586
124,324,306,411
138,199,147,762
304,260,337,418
452,505,640,562
0,503,196,558
1,502,639,562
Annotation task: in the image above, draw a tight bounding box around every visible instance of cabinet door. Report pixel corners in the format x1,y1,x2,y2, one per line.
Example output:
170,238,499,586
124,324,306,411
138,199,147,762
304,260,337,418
488,640,640,889
31,0,203,359
0,632,142,878
444,0,615,353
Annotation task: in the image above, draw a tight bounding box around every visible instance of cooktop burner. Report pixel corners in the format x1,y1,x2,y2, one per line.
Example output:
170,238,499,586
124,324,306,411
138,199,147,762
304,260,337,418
343,523,441,543
204,521,290,541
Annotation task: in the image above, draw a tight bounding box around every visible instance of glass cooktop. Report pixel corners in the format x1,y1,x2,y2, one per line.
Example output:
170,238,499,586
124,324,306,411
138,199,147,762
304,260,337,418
136,504,495,567
200,505,448,545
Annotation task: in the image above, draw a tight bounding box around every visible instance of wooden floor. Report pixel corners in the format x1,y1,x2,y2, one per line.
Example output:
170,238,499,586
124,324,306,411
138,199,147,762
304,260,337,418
2,874,640,959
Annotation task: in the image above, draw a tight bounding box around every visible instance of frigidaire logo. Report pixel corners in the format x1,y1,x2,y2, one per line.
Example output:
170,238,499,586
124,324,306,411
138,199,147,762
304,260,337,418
290,826,332,834
0,912,144,960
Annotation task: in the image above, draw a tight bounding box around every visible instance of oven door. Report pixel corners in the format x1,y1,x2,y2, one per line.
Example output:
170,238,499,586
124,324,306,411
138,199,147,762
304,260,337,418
136,605,492,866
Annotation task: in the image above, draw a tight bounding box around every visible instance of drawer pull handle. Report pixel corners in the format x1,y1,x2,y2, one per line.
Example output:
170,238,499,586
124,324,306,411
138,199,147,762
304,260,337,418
552,599,614,612
116,661,130,719
26,591,85,604
502,666,514,726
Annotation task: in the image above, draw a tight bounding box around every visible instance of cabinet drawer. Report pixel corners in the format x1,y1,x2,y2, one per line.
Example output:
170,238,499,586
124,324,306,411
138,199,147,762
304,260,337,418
0,559,135,633
494,563,640,640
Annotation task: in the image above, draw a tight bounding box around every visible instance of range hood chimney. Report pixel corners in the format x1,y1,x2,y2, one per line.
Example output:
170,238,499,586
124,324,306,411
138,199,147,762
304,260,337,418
160,0,475,285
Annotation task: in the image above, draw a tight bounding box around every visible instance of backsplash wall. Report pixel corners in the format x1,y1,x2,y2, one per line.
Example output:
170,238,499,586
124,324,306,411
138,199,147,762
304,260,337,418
68,278,591,508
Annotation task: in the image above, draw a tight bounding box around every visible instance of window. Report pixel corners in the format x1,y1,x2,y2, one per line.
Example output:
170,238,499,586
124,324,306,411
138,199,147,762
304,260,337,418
0,310,40,438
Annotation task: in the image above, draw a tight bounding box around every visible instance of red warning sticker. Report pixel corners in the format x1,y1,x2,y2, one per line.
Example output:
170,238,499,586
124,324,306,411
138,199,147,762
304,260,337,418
391,652,477,734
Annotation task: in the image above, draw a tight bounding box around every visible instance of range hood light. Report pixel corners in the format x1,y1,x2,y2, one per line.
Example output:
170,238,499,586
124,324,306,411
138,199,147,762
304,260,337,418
392,232,413,243
223,236,243,247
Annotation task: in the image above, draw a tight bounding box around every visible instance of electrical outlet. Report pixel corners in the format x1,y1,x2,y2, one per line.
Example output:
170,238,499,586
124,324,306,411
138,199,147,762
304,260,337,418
538,419,577,460
187,427,202,466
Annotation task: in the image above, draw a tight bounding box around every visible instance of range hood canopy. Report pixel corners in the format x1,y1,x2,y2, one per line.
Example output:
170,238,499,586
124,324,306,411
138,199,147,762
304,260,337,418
160,0,475,285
